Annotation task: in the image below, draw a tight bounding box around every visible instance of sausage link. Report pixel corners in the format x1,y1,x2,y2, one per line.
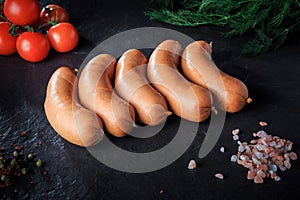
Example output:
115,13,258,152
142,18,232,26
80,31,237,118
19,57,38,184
115,49,170,125
78,54,135,137
148,40,212,122
181,41,251,113
44,66,104,147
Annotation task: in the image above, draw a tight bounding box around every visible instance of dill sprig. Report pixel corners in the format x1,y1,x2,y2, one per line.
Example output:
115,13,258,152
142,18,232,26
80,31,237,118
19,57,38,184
146,0,300,55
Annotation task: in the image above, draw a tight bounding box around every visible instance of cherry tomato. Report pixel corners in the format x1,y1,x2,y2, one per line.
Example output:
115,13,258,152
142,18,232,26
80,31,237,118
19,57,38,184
4,0,40,26
16,32,50,62
48,22,78,53
0,22,17,55
40,4,69,29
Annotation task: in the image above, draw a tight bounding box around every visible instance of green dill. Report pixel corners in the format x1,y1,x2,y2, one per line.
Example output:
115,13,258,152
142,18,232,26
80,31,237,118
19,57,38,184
146,0,300,55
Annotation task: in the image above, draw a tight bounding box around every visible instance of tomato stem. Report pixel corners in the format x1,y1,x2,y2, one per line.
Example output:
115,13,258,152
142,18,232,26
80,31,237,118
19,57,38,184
23,26,35,32
55,10,59,24
36,22,52,31
8,24,20,36
0,13,7,21
45,6,59,25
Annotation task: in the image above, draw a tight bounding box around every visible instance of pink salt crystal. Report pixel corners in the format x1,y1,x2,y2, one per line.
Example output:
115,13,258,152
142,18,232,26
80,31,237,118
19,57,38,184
260,158,268,164
256,144,266,151
275,160,283,166
233,135,239,141
238,145,245,152
284,160,291,169
259,121,268,127
215,173,224,180
284,153,290,161
230,155,238,162
278,165,286,171
257,170,266,178
247,171,256,180
220,147,225,153
289,152,297,160
257,130,267,137
252,157,261,165
273,136,280,140
254,175,264,184
232,129,240,135
271,173,277,179
188,160,197,169
274,176,281,181
286,143,293,151
250,140,257,144
240,155,249,161
269,141,276,147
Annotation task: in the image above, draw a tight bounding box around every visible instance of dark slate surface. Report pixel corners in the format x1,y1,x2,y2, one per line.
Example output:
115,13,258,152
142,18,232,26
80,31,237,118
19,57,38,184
0,0,300,199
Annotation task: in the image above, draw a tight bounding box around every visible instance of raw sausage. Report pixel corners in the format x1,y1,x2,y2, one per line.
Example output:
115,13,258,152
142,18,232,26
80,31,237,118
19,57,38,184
148,40,212,122
181,41,251,113
44,66,104,147
78,54,135,137
115,49,170,126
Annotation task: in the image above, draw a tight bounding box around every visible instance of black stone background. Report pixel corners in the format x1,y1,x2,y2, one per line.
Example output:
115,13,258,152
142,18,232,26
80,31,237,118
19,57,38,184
0,0,300,199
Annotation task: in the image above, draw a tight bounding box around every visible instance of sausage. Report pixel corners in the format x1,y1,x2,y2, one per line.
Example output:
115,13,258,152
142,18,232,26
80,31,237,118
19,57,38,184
181,41,251,113
44,66,104,147
148,40,212,122
115,49,170,126
78,54,135,137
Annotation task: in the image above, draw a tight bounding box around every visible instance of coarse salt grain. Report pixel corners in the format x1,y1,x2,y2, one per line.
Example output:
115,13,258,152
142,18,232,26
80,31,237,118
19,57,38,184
232,129,240,135
269,141,276,147
257,170,266,178
286,143,293,151
284,160,291,169
238,145,245,152
250,140,257,144
240,155,249,161
271,173,277,179
268,170,274,174
245,146,251,152
220,147,225,153
188,160,197,170
233,135,239,141
254,151,263,159
254,175,264,184
268,164,278,172
215,173,224,179
256,144,266,151
279,165,286,171
274,176,281,182
289,152,298,160
256,130,266,137
284,153,290,161
230,155,237,162
259,121,268,127
247,171,256,180
252,157,261,165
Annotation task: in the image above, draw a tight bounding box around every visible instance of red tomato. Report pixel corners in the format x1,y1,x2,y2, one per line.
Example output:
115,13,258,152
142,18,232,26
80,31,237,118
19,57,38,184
48,22,79,53
0,22,17,55
40,4,69,29
16,32,50,62
4,0,40,26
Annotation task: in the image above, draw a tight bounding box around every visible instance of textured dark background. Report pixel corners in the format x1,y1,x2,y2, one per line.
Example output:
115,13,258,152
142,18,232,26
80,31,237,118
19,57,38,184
1,0,300,199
